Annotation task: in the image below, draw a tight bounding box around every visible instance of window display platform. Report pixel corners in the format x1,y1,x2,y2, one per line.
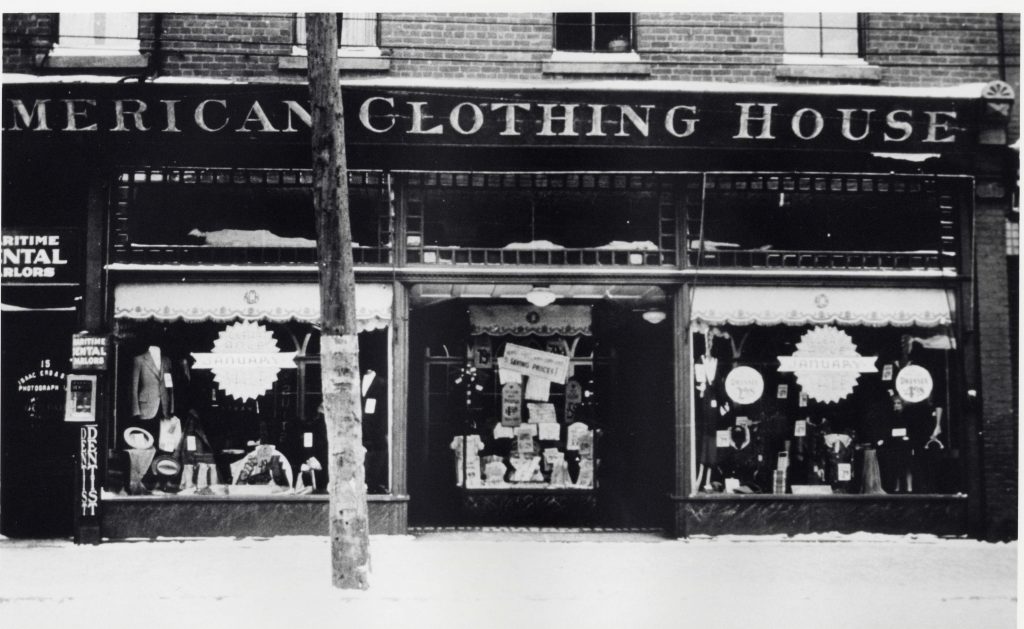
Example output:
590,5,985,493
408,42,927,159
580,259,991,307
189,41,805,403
671,494,967,537
101,494,409,538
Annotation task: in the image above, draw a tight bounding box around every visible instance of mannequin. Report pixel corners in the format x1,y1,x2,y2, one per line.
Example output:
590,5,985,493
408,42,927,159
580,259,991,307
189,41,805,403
131,344,174,420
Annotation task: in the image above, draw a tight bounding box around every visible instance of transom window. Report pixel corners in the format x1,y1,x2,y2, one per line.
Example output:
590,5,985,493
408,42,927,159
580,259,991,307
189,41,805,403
554,13,633,53
293,13,379,48
783,13,861,62
58,12,139,51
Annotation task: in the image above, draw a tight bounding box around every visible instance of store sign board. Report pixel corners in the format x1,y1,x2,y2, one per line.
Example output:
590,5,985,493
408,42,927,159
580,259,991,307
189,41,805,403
895,365,933,403
498,343,571,384
71,333,111,371
2,84,979,152
191,321,296,401
724,366,764,405
1,229,79,284
777,326,878,404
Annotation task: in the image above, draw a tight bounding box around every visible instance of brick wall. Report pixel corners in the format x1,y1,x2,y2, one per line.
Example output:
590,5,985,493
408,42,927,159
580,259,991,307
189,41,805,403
974,195,1018,540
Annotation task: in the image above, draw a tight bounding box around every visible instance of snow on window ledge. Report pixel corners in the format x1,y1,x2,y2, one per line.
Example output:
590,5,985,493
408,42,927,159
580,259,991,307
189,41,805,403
279,46,389,71
543,50,650,76
46,43,147,69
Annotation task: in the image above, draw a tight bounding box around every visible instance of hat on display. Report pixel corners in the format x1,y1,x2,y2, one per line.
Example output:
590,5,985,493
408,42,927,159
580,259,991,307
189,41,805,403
152,454,182,476
124,427,155,450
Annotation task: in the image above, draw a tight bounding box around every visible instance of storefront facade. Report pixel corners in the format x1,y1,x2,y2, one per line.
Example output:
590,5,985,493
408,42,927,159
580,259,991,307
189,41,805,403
1,77,1016,539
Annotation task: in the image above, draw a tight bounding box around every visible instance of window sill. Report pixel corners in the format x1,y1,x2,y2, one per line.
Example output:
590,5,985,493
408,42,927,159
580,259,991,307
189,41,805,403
47,46,147,69
775,63,881,82
279,47,390,72
542,50,650,76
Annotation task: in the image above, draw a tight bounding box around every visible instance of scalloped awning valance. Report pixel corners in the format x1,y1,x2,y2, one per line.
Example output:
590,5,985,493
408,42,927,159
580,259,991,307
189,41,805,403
113,282,392,332
690,287,953,328
469,305,592,337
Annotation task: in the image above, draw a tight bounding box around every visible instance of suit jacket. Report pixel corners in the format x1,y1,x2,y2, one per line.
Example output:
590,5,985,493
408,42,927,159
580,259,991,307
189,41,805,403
131,352,173,419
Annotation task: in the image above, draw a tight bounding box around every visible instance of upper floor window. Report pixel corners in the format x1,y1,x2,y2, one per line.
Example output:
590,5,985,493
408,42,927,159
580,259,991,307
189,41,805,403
554,13,633,53
783,13,861,64
294,13,379,49
57,12,139,54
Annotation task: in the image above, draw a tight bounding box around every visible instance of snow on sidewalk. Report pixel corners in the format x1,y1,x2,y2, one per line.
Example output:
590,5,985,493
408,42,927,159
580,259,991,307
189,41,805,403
0,533,1016,629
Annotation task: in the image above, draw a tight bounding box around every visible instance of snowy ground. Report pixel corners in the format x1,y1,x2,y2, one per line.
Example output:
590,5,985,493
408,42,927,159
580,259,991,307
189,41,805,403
0,532,1017,629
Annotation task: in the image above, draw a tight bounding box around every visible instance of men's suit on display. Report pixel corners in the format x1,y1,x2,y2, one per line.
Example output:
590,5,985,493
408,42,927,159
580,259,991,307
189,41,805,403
131,352,174,419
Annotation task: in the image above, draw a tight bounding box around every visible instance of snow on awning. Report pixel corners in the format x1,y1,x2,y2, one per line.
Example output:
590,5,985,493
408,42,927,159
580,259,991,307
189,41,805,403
114,283,392,331
470,305,592,337
690,287,952,328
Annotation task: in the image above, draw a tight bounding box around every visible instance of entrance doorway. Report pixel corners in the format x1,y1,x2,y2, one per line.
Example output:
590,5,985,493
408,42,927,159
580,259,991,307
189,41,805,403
407,286,673,528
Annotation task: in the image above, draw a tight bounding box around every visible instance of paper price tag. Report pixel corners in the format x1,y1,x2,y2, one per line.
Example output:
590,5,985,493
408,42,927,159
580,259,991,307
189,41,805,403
164,372,174,388
364,398,377,415
186,435,197,452
798,392,808,408
777,384,789,399
794,420,807,437
716,430,732,448
891,427,908,438
303,432,313,448
881,364,894,381
837,463,852,482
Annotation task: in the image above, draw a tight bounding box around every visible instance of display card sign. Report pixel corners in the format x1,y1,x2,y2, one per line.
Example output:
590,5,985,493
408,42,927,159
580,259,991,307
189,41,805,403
71,333,111,371
777,326,878,404
724,366,764,405
79,424,99,516
501,381,523,427
1,229,79,284
191,321,296,401
895,365,933,403
498,343,570,384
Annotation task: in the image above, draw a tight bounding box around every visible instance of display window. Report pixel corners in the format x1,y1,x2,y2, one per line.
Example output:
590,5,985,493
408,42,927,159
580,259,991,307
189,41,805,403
688,173,968,271
110,168,391,265
401,172,683,266
104,319,390,498
690,287,959,496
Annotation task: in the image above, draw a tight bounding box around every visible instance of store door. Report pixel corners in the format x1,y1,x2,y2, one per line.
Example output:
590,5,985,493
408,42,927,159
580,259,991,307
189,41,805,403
1,311,77,538
407,299,673,529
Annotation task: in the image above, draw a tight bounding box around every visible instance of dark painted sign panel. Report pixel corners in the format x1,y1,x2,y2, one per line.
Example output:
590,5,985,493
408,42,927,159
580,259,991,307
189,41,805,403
2,83,979,153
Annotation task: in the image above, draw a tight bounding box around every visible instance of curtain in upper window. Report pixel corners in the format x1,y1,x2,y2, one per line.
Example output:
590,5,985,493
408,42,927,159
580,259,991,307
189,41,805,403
294,13,378,47
59,13,138,49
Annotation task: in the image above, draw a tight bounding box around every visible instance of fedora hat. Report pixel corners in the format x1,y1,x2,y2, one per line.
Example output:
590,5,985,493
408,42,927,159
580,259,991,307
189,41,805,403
123,427,154,450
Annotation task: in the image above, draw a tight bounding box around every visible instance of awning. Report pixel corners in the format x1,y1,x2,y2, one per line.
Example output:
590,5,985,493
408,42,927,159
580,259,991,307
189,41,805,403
690,287,953,328
114,283,392,331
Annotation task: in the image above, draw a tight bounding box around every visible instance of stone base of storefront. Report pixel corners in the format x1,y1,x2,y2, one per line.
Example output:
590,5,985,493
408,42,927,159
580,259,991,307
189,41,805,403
101,494,409,538
669,494,968,537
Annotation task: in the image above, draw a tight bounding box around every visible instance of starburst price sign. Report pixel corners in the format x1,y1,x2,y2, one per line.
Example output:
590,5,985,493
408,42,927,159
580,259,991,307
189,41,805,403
191,321,296,401
777,326,877,404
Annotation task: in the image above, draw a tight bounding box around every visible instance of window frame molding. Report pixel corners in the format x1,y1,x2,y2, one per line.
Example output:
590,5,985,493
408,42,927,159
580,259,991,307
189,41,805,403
280,12,389,72
776,12,880,82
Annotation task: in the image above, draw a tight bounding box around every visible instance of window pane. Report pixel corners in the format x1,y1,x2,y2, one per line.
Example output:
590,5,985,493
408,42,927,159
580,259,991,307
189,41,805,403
823,28,859,55
555,13,592,51
820,12,858,28
341,13,377,47
294,13,306,46
784,27,821,55
783,13,821,27
594,13,632,52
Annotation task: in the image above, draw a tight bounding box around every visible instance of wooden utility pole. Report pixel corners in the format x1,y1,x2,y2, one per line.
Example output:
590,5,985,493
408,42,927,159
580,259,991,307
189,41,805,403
306,12,370,590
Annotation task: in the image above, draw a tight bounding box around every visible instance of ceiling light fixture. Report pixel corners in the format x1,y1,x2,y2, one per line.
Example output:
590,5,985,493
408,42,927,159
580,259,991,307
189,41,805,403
642,308,667,324
525,286,557,308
